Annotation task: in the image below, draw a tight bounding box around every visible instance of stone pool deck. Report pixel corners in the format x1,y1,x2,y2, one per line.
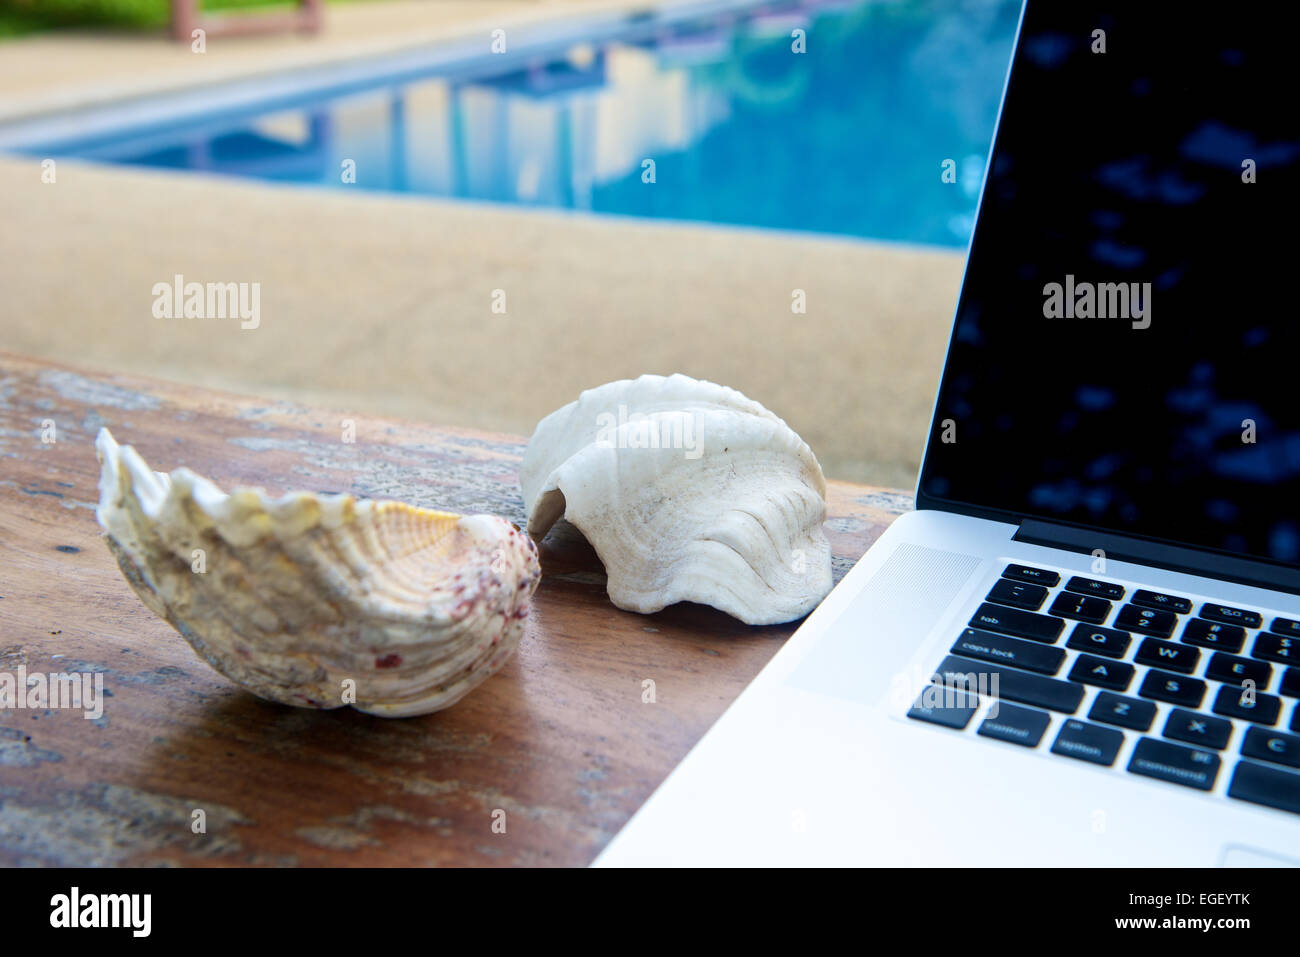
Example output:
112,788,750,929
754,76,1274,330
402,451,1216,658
0,0,964,487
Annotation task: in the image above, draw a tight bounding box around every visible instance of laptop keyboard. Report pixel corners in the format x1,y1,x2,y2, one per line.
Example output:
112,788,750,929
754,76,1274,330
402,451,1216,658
907,562,1300,817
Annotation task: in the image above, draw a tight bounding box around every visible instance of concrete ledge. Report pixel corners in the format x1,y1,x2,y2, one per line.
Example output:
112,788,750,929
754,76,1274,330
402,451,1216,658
0,154,962,486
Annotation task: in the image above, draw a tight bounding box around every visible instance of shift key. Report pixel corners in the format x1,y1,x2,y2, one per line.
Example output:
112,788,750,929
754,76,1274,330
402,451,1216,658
934,654,1083,713
969,602,1065,644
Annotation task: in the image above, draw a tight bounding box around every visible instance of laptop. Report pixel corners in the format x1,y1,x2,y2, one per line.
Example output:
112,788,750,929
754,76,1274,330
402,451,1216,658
595,1,1300,866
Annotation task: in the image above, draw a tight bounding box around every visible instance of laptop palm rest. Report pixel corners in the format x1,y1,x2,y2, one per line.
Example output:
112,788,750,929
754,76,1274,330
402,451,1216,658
785,542,981,706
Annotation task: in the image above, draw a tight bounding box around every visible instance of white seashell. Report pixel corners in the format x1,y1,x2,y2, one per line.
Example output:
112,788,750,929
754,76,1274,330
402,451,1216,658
520,374,832,625
94,428,539,717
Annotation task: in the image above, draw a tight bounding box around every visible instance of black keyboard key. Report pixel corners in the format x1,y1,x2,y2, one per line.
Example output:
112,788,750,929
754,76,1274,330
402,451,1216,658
1128,737,1220,791
986,578,1048,611
1089,692,1156,731
1049,591,1111,624
1068,654,1134,691
1139,669,1206,708
968,603,1064,644
1228,760,1300,816
1002,563,1060,587
951,628,1065,676
933,655,1083,714
1181,618,1246,653
1241,726,1300,769
1163,708,1232,750
1293,704,1300,733
1252,632,1299,665
1205,652,1271,688
978,703,1051,748
1066,623,1132,659
1200,603,1262,629
1051,719,1124,766
1064,576,1125,600
1212,684,1281,725
1283,668,1300,699
1270,617,1300,638
1115,604,1177,638
1135,637,1199,674
907,688,979,729
1131,589,1192,615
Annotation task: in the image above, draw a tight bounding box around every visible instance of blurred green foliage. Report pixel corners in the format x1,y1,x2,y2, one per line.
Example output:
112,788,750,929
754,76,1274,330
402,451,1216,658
0,0,334,36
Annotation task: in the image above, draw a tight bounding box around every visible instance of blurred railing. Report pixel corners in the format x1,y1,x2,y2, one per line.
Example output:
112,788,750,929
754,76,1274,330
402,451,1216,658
170,0,323,41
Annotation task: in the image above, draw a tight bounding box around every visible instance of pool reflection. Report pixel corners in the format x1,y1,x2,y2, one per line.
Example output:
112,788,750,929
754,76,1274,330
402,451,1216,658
87,0,1019,245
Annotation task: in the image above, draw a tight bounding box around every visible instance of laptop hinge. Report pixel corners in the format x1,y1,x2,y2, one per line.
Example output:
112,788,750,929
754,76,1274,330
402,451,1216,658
1013,519,1300,596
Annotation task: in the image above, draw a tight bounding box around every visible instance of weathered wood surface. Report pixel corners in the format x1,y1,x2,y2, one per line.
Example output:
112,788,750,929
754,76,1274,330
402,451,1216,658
0,352,911,866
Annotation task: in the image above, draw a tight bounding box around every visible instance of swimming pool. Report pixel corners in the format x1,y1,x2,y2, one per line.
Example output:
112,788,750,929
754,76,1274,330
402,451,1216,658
13,0,1019,246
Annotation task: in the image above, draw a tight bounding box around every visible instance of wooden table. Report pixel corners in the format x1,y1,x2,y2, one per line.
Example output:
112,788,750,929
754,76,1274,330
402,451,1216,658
0,352,910,866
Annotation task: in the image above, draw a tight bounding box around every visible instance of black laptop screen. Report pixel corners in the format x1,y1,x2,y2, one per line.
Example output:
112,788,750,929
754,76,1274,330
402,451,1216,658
917,2,1300,569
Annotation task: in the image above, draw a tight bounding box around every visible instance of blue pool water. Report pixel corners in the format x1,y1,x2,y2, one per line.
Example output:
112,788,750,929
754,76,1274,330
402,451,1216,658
29,0,1019,246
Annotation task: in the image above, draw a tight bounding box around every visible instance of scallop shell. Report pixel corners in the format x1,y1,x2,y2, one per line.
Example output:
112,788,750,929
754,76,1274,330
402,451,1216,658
94,428,539,717
520,374,831,625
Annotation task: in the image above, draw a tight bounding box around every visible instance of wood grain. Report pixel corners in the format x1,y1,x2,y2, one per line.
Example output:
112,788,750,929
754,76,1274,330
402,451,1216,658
0,352,910,866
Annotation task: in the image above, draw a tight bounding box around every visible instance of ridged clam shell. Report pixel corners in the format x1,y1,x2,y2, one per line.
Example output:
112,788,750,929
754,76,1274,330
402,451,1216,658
520,374,831,625
94,428,539,717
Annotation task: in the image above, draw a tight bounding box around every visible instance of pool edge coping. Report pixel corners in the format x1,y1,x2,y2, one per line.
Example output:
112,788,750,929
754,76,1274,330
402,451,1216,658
0,0,764,143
